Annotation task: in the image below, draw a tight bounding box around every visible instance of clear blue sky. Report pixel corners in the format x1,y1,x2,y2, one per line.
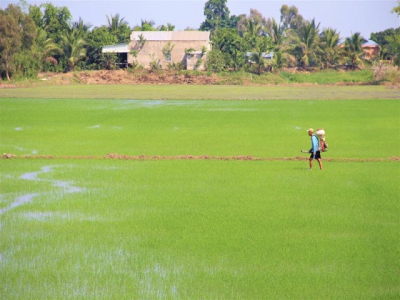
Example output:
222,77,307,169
2,0,399,39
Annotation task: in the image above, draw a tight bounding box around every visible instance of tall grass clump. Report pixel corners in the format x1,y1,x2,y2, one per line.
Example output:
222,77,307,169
280,68,374,84
373,65,400,85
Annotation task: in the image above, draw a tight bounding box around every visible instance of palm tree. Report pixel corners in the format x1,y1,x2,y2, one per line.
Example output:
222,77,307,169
344,32,366,69
107,14,130,43
106,14,128,33
60,25,87,71
72,17,92,33
241,19,263,50
320,28,343,68
383,33,400,65
140,20,156,31
34,28,61,67
230,48,245,71
267,18,295,68
268,18,284,46
249,49,265,75
287,18,321,68
158,23,175,31
248,18,263,36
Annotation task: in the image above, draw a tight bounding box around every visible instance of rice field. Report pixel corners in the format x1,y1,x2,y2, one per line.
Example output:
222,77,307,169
0,86,399,299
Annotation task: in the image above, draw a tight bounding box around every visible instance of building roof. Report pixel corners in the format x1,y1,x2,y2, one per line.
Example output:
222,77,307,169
362,39,379,47
246,52,274,59
102,43,129,53
130,31,210,41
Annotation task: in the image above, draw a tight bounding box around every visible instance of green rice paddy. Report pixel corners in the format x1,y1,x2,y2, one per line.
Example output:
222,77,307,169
0,98,398,158
0,85,399,299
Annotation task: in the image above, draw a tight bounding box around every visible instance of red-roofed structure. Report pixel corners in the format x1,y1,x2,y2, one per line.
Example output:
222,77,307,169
362,40,380,60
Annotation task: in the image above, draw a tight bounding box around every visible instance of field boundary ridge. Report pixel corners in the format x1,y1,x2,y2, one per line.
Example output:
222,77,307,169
2,153,399,162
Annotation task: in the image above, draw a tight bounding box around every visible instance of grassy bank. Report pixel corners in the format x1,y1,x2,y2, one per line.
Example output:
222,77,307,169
217,67,376,85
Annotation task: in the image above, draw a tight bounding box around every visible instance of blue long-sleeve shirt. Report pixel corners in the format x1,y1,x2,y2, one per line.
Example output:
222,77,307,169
311,135,319,153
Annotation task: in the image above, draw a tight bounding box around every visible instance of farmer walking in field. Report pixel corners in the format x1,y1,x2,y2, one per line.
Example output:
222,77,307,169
307,128,323,170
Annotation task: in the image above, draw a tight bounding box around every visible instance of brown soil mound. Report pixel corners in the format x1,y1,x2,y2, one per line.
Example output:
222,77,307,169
0,83,17,89
2,69,399,87
75,70,221,85
0,70,223,87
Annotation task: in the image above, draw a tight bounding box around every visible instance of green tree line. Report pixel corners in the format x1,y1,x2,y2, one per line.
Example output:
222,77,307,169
1,0,399,80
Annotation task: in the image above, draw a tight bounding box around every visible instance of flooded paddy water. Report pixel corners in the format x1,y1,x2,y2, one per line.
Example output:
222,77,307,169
0,165,84,216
